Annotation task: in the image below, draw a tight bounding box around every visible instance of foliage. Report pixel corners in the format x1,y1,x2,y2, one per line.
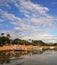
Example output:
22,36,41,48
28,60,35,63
32,40,48,46
0,33,57,46
12,38,32,45
0,33,10,46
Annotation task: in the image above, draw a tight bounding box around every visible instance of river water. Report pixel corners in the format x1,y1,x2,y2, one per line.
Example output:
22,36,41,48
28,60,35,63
0,50,57,65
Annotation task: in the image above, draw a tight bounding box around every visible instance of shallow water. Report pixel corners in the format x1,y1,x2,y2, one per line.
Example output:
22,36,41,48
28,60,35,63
0,50,57,65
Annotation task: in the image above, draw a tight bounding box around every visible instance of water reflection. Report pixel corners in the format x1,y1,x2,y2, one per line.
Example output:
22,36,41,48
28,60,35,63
0,51,29,65
0,50,57,65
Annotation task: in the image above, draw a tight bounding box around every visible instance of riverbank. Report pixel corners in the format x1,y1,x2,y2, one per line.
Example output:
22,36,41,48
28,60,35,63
0,45,57,51
0,45,33,51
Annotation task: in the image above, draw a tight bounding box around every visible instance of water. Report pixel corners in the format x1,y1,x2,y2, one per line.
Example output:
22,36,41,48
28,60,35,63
0,50,57,65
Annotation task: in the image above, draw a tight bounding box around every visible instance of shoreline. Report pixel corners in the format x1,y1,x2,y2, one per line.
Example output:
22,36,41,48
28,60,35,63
0,45,57,51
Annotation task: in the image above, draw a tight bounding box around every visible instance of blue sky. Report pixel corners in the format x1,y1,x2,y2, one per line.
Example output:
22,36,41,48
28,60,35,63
0,0,57,42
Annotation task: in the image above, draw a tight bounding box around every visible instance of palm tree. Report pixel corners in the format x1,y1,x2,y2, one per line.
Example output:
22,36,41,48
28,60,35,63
7,34,11,44
7,34,10,38
1,33,4,37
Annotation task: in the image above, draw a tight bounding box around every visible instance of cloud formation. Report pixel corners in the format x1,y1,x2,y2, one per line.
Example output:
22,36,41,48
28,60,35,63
0,0,57,42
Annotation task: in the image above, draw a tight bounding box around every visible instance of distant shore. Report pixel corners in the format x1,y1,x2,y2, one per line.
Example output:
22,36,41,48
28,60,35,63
0,45,57,51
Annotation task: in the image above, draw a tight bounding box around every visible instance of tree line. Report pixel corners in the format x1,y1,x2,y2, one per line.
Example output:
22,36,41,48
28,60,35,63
0,33,57,46
0,33,32,46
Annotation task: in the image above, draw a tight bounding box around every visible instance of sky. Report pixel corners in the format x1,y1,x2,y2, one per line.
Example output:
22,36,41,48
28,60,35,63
0,0,57,43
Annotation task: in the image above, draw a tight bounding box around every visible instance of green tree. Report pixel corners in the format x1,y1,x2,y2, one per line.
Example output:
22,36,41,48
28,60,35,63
12,38,20,45
32,40,48,46
0,33,10,46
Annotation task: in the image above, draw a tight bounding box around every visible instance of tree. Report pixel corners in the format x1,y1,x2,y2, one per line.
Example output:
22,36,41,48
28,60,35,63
12,38,20,45
12,38,32,45
0,33,10,46
7,34,10,38
0,36,10,45
1,33,4,37
32,40,48,46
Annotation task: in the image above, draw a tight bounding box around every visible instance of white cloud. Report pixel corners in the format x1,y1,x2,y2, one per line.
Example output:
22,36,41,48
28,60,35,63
0,0,11,10
0,0,57,42
0,19,4,22
14,0,57,30
0,9,21,22
18,0,49,16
